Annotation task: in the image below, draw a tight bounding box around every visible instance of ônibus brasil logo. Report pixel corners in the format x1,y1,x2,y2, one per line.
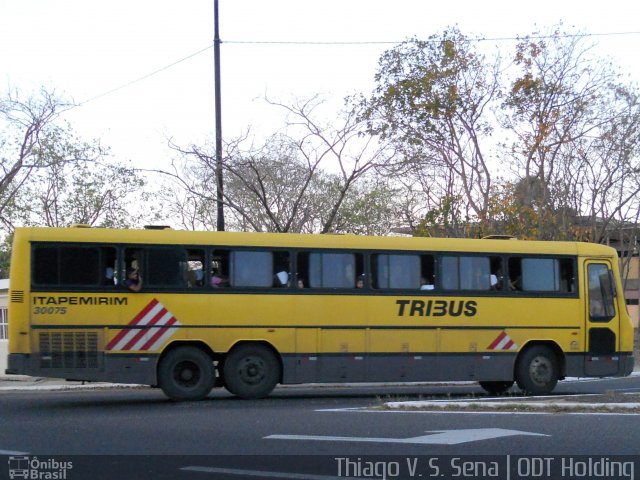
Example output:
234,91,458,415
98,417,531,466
8,456,73,480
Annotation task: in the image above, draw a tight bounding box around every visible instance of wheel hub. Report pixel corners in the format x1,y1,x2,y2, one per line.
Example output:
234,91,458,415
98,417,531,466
175,361,200,387
239,356,265,385
530,356,552,384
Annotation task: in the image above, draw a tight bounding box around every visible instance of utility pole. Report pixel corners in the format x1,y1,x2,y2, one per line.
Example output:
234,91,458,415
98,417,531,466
214,0,225,231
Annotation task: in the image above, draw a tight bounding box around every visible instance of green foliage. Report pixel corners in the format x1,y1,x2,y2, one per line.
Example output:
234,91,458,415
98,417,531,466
364,27,494,146
0,234,12,278
414,195,465,237
331,179,400,235
9,125,148,229
0,87,159,273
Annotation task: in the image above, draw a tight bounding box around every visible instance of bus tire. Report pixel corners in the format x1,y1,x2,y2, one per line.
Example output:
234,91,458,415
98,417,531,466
158,346,215,401
479,380,514,395
515,345,559,395
223,344,280,399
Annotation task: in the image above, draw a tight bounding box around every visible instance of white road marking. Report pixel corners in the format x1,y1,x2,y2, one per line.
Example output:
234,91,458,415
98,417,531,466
266,428,549,445
0,449,29,455
181,466,362,479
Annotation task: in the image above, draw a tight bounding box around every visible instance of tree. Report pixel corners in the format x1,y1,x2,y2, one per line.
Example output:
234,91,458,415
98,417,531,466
12,154,150,229
501,27,634,240
361,27,502,228
0,109,152,229
0,87,73,229
163,96,393,234
0,87,157,274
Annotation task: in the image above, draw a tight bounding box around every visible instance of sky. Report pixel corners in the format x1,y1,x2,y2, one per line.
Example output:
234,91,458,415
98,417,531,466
1,0,640,173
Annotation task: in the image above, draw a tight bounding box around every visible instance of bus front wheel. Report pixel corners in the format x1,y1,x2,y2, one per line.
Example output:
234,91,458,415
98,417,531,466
158,346,215,401
223,344,280,399
515,345,559,395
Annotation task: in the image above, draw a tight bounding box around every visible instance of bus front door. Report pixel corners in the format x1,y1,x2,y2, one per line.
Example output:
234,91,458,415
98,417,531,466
584,261,621,377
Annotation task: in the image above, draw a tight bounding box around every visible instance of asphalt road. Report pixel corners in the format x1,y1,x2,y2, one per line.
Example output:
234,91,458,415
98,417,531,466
1,377,639,480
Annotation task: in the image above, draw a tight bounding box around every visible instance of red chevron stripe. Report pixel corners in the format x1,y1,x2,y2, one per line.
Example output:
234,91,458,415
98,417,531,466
140,317,178,350
105,298,159,350
487,331,508,350
121,307,168,351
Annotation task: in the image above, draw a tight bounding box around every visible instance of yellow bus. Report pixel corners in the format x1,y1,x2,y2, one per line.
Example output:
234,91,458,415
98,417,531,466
5,226,635,400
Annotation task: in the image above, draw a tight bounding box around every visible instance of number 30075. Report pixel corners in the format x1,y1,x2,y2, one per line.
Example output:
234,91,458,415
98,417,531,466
33,307,67,315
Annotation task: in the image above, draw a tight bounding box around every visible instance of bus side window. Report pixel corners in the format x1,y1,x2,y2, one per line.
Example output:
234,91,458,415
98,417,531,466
32,246,59,285
489,256,504,291
442,256,491,291
230,250,273,287
33,245,114,287
373,254,421,289
123,248,144,290
150,248,187,288
296,252,310,288
59,247,101,286
522,258,559,291
508,257,522,291
421,255,435,290
210,250,230,287
514,257,575,293
304,252,363,289
100,247,117,286
185,249,205,288
273,251,290,287
559,258,576,293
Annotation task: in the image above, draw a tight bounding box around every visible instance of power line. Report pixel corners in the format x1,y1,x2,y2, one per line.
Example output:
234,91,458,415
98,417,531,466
224,30,640,45
75,30,640,108
225,40,400,45
77,45,213,106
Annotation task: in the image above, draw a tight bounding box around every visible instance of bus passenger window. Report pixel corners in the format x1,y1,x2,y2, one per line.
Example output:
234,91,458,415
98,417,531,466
305,252,362,289
32,245,115,287
513,257,576,293
185,249,205,288
230,251,273,287
33,246,59,285
559,259,576,293
421,255,435,290
296,252,310,289
508,258,522,291
144,248,187,288
210,250,230,287
273,251,290,287
59,247,100,285
442,256,491,291
522,258,559,291
373,254,420,289
123,248,144,291
100,247,117,286
489,256,504,291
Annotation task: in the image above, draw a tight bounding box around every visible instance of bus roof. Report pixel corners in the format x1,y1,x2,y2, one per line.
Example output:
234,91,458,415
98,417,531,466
13,226,619,258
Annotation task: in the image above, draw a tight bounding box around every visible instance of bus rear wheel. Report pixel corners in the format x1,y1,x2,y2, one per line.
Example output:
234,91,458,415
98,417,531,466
479,381,514,395
515,345,559,395
158,346,215,401
223,344,280,399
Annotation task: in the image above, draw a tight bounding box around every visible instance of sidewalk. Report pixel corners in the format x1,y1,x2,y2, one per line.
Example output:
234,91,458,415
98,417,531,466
0,375,144,391
2,371,639,393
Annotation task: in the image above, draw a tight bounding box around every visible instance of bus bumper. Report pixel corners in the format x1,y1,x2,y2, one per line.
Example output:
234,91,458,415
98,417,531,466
622,353,635,376
566,352,634,378
5,352,158,385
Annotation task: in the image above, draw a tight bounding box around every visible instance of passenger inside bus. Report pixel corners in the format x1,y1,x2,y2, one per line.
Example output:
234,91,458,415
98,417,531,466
124,268,143,292
211,269,228,287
